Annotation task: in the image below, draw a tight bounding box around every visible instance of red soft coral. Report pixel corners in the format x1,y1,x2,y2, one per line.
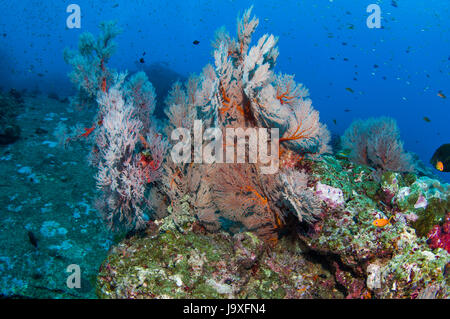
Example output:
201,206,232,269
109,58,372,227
427,212,450,253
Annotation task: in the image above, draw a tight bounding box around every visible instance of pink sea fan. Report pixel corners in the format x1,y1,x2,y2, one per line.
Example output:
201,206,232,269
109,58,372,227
342,117,414,173
94,86,147,231
124,71,156,133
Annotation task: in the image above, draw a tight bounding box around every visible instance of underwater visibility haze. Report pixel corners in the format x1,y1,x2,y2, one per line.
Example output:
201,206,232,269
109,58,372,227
0,0,449,300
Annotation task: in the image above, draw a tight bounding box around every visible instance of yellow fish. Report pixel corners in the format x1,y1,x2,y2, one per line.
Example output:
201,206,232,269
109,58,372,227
436,161,444,172
373,216,393,228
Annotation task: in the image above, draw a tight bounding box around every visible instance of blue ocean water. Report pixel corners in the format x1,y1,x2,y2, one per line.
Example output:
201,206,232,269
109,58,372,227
0,0,448,179
0,0,449,299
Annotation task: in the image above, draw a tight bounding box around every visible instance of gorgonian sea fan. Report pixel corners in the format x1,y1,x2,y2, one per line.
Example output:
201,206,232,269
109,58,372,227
342,117,414,173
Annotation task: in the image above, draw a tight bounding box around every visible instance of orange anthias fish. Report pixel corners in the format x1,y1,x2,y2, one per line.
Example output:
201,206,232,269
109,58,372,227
101,77,107,93
436,161,444,172
81,125,96,137
373,216,393,228
437,91,446,99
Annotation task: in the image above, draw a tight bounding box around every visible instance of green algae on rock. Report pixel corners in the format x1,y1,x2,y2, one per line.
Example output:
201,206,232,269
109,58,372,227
306,155,450,298
96,228,343,299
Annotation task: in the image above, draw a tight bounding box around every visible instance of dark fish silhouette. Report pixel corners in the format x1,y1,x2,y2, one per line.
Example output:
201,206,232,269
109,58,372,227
430,144,450,172
423,116,431,123
27,231,38,248
193,40,200,45
139,58,145,63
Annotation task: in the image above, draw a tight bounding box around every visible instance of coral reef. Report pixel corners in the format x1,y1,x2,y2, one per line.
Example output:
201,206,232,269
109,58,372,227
97,154,449,299
61,8,449,299
97,211,342,299
158,6,331,243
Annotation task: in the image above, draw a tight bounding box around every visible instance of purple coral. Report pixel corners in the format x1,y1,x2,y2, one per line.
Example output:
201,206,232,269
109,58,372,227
94,82,167,231
342,117,414,173
315,182,345,209
427,212,450,253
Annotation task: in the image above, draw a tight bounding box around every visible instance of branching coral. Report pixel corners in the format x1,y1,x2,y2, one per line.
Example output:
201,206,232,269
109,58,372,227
64,21,122,108
64,22,169,231
196,163,289,244
65,10,329,239
94,83,146,230
156,7,330,243
123,71,156,134
94,81,168,231
342,117,414,174
277,170,322,224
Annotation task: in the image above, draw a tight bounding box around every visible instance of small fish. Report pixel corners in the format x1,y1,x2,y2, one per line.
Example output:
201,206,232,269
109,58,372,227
373,64,379,68
192,40,200,45
139,57,145,63
345,88,354,93
344,108,351,112
391,0,398,8
27,231,38,248
430,144,450,172
332,119,337,125
437,91,446,99
101,77,107,93
81,125,96,137
373,216,393,228
423,116,431,123
336,149,351,159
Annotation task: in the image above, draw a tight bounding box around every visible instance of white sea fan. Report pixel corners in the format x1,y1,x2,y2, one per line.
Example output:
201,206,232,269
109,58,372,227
278,169,321,223
237,6,259,55
94,86,148,231
243,34,278,90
